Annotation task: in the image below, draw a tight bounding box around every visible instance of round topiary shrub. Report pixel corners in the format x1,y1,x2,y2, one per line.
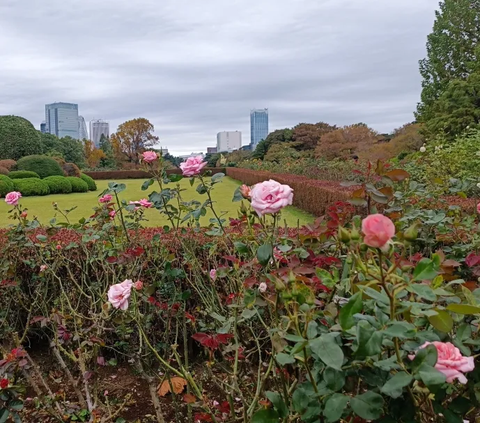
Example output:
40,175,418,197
17,155,64,179
0,116,43,161
80,173,97,191
0,159,17,171
8,170,40,179
13,178,50,196
0,175,14,197
43,176,73,194
66,177,89,193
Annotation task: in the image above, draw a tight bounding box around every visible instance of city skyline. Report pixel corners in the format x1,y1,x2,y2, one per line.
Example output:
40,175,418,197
250,109,269,147
0,0,440,155
45,102,79,139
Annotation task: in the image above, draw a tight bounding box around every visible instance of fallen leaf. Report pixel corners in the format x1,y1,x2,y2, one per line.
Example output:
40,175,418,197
183,393,197,403
158,377,187,397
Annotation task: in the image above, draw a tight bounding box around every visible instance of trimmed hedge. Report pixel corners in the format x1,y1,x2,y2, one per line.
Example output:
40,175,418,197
66,177,89,193
84,168,226,180
226,168,357,217
43,176,73,194
13,178,50,196
80,173,97,191
17,155,64,178
0,175,14,197
8,170,40,179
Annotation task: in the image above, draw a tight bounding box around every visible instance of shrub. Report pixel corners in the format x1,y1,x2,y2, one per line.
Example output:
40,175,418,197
0,115,43,160
63,162,81,177
43,176,73,194
80,173,97,191
17,155,64,178
8,170,40,179
0,159,17,171
0,166,8,175
66,177,88,193
13,178,50,196
84,168,226,179
0,175,14,197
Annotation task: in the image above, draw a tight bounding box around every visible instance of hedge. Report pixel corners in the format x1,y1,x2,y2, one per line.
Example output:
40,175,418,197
13,178,50,196
17,155,64,178
43,176,73,194
66,177,89,193
226,168,357,217
84,168,226,180
80,173,97,191
0,175,14,197
8,170,40,179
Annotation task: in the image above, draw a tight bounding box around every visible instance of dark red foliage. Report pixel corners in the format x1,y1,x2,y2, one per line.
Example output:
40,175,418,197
191,333,234,351
0,378,8,389
466,252,480,268
194,413,213,422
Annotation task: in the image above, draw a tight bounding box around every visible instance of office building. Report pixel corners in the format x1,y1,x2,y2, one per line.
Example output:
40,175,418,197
160,148,169,155
78,116,88,140
45,102,80,139
250,108,269,147
216,131,242,153
40,122,47,133
207,147,217,154
90,119,110,148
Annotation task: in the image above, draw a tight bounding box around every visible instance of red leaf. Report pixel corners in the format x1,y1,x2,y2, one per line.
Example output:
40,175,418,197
466,253,480,268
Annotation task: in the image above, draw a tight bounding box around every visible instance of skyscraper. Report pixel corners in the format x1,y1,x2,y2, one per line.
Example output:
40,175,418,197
217,131,242,152
78,116,88,140
90,119,110,148
40,122,47,133
250,108,269,147
45,102,79,139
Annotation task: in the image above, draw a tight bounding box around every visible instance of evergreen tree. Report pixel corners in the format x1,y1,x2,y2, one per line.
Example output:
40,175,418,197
99,134,116,168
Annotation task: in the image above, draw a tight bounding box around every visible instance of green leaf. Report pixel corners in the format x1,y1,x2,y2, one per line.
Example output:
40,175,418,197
411,344,437,373
428,310,453,333
257,243,273,266
251,408,279,423
196,184,208,194
446,304,480,315
8,401,23,412
355,321,383,357
306,321,319,339
265,391,288,419
418,364,446,387
141,178,154,191
324,367,345,391
284,334,305,343
380,372,413,399
362,287,390,305
276,353,296,366
324,393,349,422
339,292,363,330
351,391,384,420
456,323,472,341
409,284,437,301
309,333,344,370
234,241,249,254
383,322,416,339
168,174,183,183
413,259,438,281
211,172,225,183
232,186,244,202
0,409,9,423
292,388,310,414
36,234,48,242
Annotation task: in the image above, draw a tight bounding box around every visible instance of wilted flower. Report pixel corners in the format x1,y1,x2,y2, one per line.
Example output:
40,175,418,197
210,269,217,282
258,282,267,293
134,280,143,290
240,184,251,199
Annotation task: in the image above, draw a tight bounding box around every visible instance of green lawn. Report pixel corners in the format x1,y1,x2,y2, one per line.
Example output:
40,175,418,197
0,177,313,228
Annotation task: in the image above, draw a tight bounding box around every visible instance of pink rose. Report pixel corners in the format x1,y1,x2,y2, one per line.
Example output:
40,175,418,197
142,151,158,163
107,279,134,310
409,342,474,384
250,180,293,216
134,280,143,290
20,211,28,218
109,210,116,218
138,199,153,208
99,194,112,203
5,191,21,206
210,269,217,282
240,185,251,199
361,214,395,249
56,244,61,250
179,156,207,176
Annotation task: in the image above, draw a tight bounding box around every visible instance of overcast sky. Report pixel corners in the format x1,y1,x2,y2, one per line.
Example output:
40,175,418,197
0,0,439,155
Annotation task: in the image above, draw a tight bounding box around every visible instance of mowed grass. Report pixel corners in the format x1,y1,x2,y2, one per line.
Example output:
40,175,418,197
0,177,314,228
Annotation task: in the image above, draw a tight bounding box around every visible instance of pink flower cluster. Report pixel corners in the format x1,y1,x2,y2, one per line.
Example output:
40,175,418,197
250,180,293,217
5,191,21,206
99,194,112,203
180,156,207,177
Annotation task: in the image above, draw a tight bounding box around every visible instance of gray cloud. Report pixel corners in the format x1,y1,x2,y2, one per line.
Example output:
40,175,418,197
0,0,439,154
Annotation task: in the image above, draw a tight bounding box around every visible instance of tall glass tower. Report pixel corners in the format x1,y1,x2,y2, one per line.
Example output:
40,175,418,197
45,102,79,139
250,108,269,147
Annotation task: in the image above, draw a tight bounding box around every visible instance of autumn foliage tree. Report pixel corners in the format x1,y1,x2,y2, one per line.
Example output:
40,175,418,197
315,124,380,160
110,118,159,164
292,122,337,150
83,140,106,168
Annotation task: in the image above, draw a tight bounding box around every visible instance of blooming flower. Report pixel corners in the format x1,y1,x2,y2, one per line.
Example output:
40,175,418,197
179,155,208,176
142,151,158,163
420,146,426,153
134,280,143,290
240,184,251,199
210,269,217,282
361,214,395,249
409,342,474,384
107,279,134,310
258,282,267,293
56,244,62,250
0,379,8,389
250,180,293,217
109,210,116,218
99,194,112,203
5,191,21,206
138,199,153,208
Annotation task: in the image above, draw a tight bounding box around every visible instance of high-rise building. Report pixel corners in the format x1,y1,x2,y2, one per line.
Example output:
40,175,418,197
45,102,80,139
250,108,269,147
40,122,47,133
78,116,88,140
89,119,110,148
216,131,242,153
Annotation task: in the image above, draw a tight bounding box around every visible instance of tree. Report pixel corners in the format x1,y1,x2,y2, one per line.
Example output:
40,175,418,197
110,118,159,163
292,122,336,150
264,142,304,162
60,136,86,168
98,134,116,168
40,132,63,156
0,116,42,160
416,0,480,123
252,129,293,159
83,140,106,168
